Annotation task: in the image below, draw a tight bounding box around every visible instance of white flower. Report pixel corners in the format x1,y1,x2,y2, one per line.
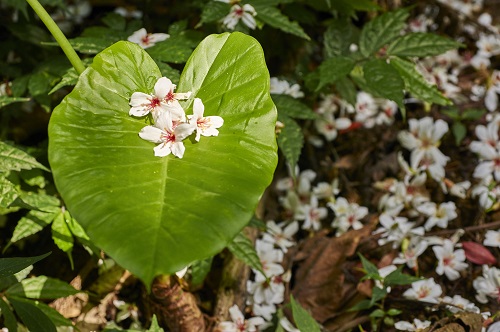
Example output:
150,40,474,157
270,77,304,98
218,304,265,332
247,271,290,305
129,77,189,120
315,112,351,141
395,318,431,331
355,92,377,124
296,196,328,231
393,237,428,269
139,112,195,158
328,197,368,235
255,239,284,278
222,4,257,30
449,181,471,199
188,98,224,142
114,7,142,19
484,230,500,248
398,117,450,169
473,265,500,303
127,28,169,49
251,303,276,322
261,220,298,253
485,70,500,112
312,179,340,200
432,239,468,281
416,201,457,230
441,295,480,313
280,317,300,332
473,145,500,181
374,214,425,248
403,278,442,303
470,122,499,154
472,176,500,209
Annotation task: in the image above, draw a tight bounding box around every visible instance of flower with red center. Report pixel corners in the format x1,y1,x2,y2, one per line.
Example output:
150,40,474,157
138,111,195,158
188,98,224,142
403,278,442,303
127,28,169,49
221,4,257,30
432,239,468,281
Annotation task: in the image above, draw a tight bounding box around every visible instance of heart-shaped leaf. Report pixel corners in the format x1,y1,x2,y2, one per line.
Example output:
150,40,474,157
48,33,277,287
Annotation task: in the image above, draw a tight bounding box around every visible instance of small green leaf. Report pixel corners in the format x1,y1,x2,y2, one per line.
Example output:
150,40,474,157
0,297,17,331
51,211,74,253
389,56,451,106
370,286,387,305
147,315,165,332
370,308,385,318
49,67,79,94
190,257,213,287
6,276,79,299
461,108,486,120
30,300,73,326
387,33,462,57
358,253,379,276
318,56,356,91
359,9,409,56
28,71,59,96
290,295,321,332
20,169,46,188
7,296,56,332
254,6,310,40
363,59,404,110
277,115,304,169
0,96,30,108
324,19,359,57
0,141,49,172
0,252,50,278
227,232,265,276
383,268,420,287
272,95,317,119
387,308,402,316
348,299,374,312
69,37,114,54
200,1,228,23
335,77,357,106
146,37,194,64
0,176,19,208
10,210,59,243
452,122,467,146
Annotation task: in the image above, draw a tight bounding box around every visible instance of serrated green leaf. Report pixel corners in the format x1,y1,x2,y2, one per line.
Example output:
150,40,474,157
0,141,49,172
49,34,278,287
363,59,404,111
10,210,58,243
389,56,451,106
7,296,56,332
51,211,74,253
387,33,462,57
359,9,409,56
147,315,165,332
6,276,79,299
324,19,359,57
290,295,321,332
17,192,60,212
318,56,356,91
227,232,265,276
0,252,50,278
0,296,17,331
0,96,30,108
146,37,194,64
69,37,114,54
200,1,229,24
272,95,317,119
452,122,466,146
277,115,303,169
19,169,46,188
383,268,420,287
335,77,357,106
190,257,213,287
0,176,19,208
254,6,310,40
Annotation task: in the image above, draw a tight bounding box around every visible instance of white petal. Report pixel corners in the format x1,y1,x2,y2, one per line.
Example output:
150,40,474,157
130,92,151,106
175,123,196,141
193,98,204,119
154,77,173,99
154,143,172,157
127,28,147,44
139,126,163,143
149,33,169,43
170,142,186,158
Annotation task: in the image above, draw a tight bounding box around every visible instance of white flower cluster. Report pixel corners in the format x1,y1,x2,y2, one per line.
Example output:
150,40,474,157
270,77,304,99
129,77,224,158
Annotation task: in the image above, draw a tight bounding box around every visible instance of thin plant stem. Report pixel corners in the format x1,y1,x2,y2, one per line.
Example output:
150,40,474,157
26,0,85,75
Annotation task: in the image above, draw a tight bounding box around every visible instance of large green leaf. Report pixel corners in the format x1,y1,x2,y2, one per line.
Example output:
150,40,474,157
6,276,79,299
48,33,277,287
7,296,56,332
0,176,19,208
362,59,404,111
290,295,321,332
0,252,50,278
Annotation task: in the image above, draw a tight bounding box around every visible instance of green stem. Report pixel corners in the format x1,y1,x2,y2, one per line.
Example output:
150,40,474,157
26,0,85,75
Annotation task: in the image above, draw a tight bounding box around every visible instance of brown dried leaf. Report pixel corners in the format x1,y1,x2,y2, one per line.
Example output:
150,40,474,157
290,224,375,323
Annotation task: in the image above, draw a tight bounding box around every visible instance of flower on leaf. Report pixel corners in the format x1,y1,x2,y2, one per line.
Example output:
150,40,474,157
188,98,224,141
127,28,169,49
139,112,195,158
